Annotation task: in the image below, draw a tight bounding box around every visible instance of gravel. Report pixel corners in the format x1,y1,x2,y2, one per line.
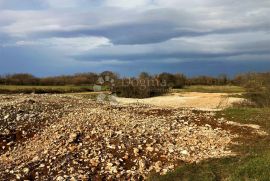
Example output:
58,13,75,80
0,94,263,180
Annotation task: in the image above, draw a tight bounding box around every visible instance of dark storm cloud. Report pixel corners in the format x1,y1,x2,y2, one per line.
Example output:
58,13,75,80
0,0,270,76
74,48,270,62
20,8,204,45
27,7,270,45
72,34,270,62
38,21,207,45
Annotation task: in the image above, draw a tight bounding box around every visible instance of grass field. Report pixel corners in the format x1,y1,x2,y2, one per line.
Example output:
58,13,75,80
173,85,245,93
0,85,94,94
0,85,245,94
149,107,270,181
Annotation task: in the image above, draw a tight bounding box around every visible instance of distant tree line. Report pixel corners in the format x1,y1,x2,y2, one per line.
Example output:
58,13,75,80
0,71,233,87
1,71,269,100
0,71,268,89
0,73,98,86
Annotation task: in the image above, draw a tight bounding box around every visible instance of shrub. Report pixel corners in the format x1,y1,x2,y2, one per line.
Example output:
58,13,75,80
157,72,186,88
237,72,270,107
113,78,169,98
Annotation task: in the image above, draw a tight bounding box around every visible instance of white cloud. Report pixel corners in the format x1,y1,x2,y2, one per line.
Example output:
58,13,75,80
47,37,112,52
44,0,79,8
154,0,205,8
15,36,111,53
15,40,42,46
104,0,152,8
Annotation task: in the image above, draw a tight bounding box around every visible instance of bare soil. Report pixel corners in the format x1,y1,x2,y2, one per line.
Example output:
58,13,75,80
115,92,243,110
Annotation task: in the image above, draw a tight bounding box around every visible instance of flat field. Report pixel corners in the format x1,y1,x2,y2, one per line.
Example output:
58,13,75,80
0,85,93,94
174,85,245,93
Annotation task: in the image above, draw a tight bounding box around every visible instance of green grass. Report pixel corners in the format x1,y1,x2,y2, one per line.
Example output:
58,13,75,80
1,85,245,94
149,107,270,181
0,85,94,94
219,108,270,132
173,85,245,93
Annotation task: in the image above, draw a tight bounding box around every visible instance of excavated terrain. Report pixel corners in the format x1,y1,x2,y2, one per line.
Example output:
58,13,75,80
0,94,264,180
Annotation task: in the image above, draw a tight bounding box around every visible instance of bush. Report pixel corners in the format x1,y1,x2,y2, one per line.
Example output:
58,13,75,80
237,72,270,107
113,78,169,98
157,72,186,88
114,85,169,98
244,91,270,108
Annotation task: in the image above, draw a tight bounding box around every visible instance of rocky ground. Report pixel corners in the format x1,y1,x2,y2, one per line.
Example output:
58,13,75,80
0,94,264,180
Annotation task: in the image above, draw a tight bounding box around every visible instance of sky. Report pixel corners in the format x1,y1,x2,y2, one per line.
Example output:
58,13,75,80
0,0,270,77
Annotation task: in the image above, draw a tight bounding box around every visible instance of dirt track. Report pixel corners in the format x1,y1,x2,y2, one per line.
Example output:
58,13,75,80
116,92,243,110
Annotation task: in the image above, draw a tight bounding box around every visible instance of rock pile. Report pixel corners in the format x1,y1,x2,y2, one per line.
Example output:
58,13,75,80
0,94,261,180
